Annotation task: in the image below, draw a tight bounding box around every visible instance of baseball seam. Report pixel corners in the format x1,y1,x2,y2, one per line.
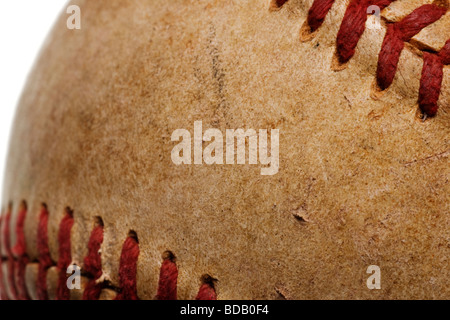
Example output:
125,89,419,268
0,202,217,300
279,0,449,117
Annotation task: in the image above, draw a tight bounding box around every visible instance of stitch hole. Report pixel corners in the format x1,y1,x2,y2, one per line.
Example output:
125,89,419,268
127,230,139,243
200,274,218,288
269,0,288,11
19,200,27,211
299,20,319,42
331,50,350,71
370,78,386,100
162,250,176,262
93,216,104,228
415,107,430,122
65,207,74,217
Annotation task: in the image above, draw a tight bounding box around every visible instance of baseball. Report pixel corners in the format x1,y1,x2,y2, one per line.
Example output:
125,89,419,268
1,0,449,300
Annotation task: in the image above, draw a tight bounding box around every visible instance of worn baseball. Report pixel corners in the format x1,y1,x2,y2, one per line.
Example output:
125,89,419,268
1,0,449,300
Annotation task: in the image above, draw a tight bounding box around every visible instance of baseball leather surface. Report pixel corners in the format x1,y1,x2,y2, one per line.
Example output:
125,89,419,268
1,0,449,300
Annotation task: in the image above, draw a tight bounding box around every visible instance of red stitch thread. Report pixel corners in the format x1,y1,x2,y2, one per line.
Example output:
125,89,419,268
37,205,53,300
56,208,74,300
12,203,30,300
377,4,447,90
115,235,140,300
82,224,104,300
304,1,448,115
156,252,178,300
307,0,336,32
440,39,450,65
196,276,217,300
3,209,18,299
0,215,8,300
196,284,217,300
419,39,450,117
336,0,394,64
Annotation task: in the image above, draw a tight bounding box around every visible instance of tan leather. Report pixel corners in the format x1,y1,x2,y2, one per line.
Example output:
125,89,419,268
24,263,39,300
2,0,449,299
46,267,59,301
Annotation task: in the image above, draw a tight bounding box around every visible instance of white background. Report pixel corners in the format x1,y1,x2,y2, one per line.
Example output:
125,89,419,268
0,2,65,203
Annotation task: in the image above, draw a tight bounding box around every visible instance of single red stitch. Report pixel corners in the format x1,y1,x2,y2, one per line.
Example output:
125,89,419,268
82,224,104,300
336,0,394,64
14,256,29,300
13,257,29,300
37,205,53,300
196,283,217,300
56,209,74,300
115,236,140,300
156,253,178,300
307,0,336,32
377,4,447,90
12,204,27,257
419,39,450,117
419,53,444,117
0,272,6,300
83,280,103,300
12,203,30,300
440,39,450,65
0,215,8,300
3,209,18,299
196,275,217,300
56,208,74,300
84,225,103,279
83,279,103,300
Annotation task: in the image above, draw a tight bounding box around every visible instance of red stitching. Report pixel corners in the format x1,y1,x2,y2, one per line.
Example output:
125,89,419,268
56,208,74,300
377,4,446,89
419,39,450,116
156,252,178,300
5,204,219,300
299,1,450,116
37,205,53,300
2,208,18,299
196,276,217,301
196,284,217,300
440,38,450,65
0,215,8,300
337,0,395,63
3,2,448,302
12,203,30,300
307,0,336,32
5,205,219,300
115,235,140,300
82,223,104,300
